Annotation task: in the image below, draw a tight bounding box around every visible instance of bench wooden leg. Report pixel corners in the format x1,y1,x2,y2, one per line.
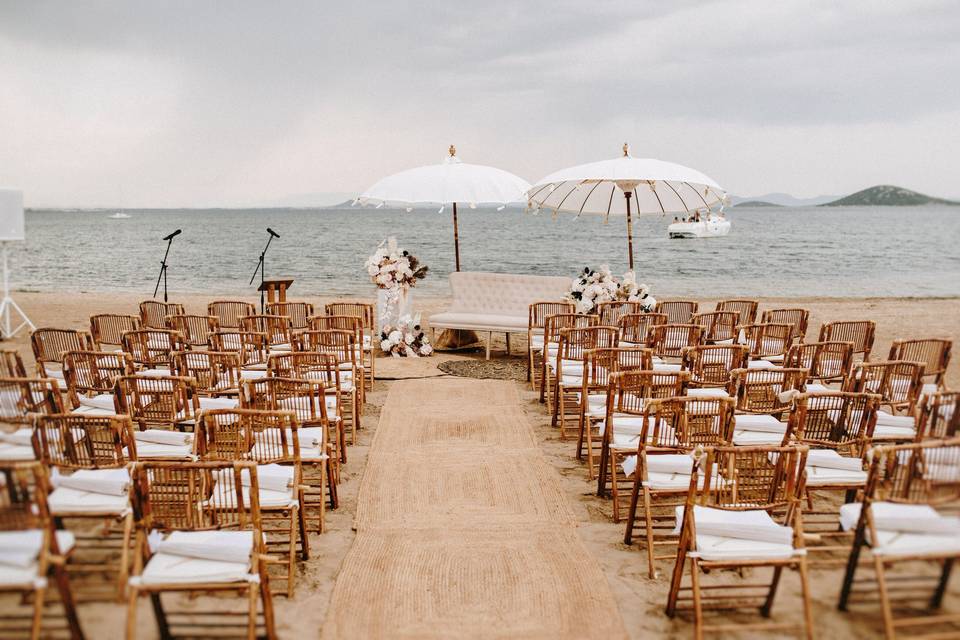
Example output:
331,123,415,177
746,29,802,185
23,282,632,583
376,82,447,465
505,333,511,355
486,332,492,360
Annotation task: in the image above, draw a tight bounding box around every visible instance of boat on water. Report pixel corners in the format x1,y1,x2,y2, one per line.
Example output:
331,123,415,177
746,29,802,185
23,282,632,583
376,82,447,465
108,212,131,219
668,213,731,239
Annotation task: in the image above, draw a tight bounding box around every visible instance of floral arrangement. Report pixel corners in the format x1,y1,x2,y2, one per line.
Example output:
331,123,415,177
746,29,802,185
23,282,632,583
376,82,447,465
365,237,428,291
380,314,433,357
566,265,656,314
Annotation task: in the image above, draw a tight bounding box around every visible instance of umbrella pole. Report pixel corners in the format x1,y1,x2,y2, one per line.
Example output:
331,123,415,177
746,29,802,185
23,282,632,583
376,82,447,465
624,191,635,271
452,202,461,272
436,201,482,352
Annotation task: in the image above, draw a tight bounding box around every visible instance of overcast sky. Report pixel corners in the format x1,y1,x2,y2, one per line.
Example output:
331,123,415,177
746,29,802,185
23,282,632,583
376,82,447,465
1,1,958,208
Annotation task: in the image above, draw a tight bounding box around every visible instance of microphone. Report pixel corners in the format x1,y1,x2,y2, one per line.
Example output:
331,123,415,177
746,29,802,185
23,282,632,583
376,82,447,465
267,228,280,238
163,229,182,241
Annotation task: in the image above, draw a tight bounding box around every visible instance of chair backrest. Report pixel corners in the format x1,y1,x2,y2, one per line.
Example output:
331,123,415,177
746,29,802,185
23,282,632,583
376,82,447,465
297,329,358,366
197,408,302,464
543,312,598,345
682,344,749,388
558,326,619,363
654,300,698,324
30,328,93,366
691,311,739,344
761,308,810,342
208,301,256,329
90,314,140,349
172,350,241,395
324,302,375,333
617,312,667,346
595,301,647,326
640,396,736,449
740,322,793,359
63,350,134,407
819,320,876,360
167,315,220,347
864,439,960,506
0,349,28,378
267,351,341,388
845,360,924,413
240,314,292,346
606,370,690,415
139,301,185,329
715,299,759,325
121,329,184,369
308,316,363,349
731,367,808,415
0,377,64,424
917,391,959,441
0,462,56,544
528,301,575,331
209,331,269,368
116,375,198,430
35,414,135,469
785,340,854,383
240,377,328,426
694,445,805,516
649,323,703,359
786,392,879,455
580,347,652,390
888,338,951,385
266,301,314,330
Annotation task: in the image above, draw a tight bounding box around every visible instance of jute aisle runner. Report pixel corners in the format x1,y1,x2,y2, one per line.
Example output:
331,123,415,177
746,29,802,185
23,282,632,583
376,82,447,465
321,378,628,639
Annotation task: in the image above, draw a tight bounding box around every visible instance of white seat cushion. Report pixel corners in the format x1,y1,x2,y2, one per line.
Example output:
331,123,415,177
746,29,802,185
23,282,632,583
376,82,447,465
687,388,730,398
0,530,76,586
733,430,784,446
733,414,787,433
804,466,868,487
78,393,117,411
805,383,832,394
139,553,252,586
680,505,796,560
55,468,130,496
747,360,776,370
652,363,682,372
133,442,194,459
198,397,240,411
155,530,255,563
47,486,130,515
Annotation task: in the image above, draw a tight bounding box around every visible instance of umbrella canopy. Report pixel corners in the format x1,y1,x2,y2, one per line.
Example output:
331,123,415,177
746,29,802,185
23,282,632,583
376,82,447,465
359,146,530,271
527,144,725,269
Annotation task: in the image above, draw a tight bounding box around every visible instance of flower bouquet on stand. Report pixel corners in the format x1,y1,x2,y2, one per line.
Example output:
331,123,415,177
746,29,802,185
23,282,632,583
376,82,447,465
565,265,656,314
365,238,432,357
379,314,434,358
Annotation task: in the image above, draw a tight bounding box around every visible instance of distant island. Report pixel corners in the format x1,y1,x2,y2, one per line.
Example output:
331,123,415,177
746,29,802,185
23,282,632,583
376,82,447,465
820,185,959,207
733,200,783,208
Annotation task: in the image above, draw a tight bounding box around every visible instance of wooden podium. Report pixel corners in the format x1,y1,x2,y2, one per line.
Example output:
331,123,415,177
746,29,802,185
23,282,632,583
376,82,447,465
258,278,294,304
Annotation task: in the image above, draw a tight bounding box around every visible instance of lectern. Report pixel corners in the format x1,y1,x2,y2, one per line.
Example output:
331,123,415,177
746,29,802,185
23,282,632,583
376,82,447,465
258,278,294,305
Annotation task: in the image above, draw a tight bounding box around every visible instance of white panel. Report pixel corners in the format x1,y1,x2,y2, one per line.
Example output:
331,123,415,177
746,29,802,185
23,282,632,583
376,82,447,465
0,189,25,242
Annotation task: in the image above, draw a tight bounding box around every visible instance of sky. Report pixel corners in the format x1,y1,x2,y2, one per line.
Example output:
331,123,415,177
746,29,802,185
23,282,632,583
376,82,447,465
1,0,958,208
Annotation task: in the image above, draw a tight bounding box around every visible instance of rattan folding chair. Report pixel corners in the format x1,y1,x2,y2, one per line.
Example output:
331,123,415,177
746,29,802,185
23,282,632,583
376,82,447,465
0,349,27,378
125,460,277,640
916,390,959,440
121,329,185,374
595,301,647,326
324,301,376,387
527,302,575,387
665,445,813,639
846,361,924,441
308,315,369,390
297,330,363,440
267,351,345,458
0,378,64,462
680,344,748,393
197,409,309,596
785,340,855,390
691,311,739,345
172,350,242,397
115,375,202,433
30,328,94,385
761,307,810,343
239,378,336,530
838,438,960,638
208,301,256,329
62,350,133,416
538,313,599,405
619,397,736,577
888,338,952,396
35,414,137,600
266,301,314,332
654,299,699,324
138,301,184,330
820,320,876,363
740,322,794,365
649,323,704,361
0,460,85,640
90,314,140,352
729,367,808,446
209,330,271,374
715,299,759,325
240,315,294,353
550,326,619,438
166,314,219,348
618,312,667,348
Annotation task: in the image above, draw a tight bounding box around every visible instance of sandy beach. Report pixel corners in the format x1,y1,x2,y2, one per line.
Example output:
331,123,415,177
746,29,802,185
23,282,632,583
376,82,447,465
1,291,958,638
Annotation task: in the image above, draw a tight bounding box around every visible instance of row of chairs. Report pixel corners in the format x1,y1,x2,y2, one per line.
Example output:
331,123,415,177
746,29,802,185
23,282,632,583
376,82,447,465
526,300,958,638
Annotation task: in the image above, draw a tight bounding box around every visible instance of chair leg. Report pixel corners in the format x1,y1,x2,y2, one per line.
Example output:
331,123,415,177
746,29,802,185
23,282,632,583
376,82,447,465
797,559,815,640
690,557,705,640
761,565,783,616
149,592,171,640
643,489,657,579
505,333,511,355
125,587,139,640
286,510,297,598
259,560,278,640
930,558,954,609
874,556,897,640
117,512,133,601
247,583,258,640
297,497,311,558
31,582,45,640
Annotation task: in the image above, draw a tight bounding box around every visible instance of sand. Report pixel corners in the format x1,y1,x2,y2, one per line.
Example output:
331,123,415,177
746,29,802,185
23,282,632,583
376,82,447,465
1,291,958,638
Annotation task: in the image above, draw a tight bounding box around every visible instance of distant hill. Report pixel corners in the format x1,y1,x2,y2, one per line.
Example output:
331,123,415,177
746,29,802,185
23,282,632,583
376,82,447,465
822,185,959,207
728,192,840,207
732,200,784,208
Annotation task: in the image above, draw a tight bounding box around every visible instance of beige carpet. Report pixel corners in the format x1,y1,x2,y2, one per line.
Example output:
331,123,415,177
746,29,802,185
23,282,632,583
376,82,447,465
322,378,627,639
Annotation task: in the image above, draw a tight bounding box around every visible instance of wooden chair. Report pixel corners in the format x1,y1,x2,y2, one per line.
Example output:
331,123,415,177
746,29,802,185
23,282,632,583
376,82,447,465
649,323,703,360
730,366,808,416
595,300,647,326
838,438,960,638
681,344,748,391
820,320,876,362
785,340,855,390
196,409,309,596
551,326,619,438
138,300,184,329
125,461,277,640
35,414,137,600
527,301,575,387
916,390,959,440
121,329,185,373
239,379,336,529
90,314,140,351
666,445,813,639
617,312,667,347
171,350,242,397
846,360,925,414
715,298,759,325
209,330,270,372
654,299,698,324
62,350,133,415
537,313,598,404
741,322,794,363
0,460,85,640
30,328,94,384
309,315,370,389
762,307,810,343
888,338,952,394
0,378,64,462
691,311,739,344
297,330,363,441
241,315,293,352
619,397,736,577
324,301,376,385
208,301,256,329
166,314,219,348
115,375,200,432
0,349,27,378
266,301,314,331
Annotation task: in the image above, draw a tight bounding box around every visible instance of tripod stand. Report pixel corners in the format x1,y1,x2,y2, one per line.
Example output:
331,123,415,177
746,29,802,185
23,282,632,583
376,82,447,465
249,228,279,312
153,229,181,302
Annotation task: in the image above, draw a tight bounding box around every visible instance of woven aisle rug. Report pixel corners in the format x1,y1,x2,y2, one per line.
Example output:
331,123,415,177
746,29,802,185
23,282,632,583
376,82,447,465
322,378,627,639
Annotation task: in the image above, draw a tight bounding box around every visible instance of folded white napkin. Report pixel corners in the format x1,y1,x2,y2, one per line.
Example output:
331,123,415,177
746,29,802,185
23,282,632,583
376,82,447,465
734,414,787,433
154,530,255,564
57,468,130,496
0,428,34,447
213,464,294,493
645,454,695,476
675,504,794,545
840,501,960,535
134,430,193,446
805,449,864,472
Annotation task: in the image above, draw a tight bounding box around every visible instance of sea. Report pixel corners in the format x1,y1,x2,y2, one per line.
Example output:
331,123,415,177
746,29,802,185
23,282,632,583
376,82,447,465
11,205,960,299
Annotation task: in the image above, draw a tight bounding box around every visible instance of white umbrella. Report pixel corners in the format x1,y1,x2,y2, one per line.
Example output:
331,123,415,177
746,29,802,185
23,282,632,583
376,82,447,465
359,145,530,271
527,144,725,270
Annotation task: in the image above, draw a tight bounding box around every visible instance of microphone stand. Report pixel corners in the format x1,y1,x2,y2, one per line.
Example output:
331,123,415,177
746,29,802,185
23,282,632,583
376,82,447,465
249,231,275,313
153,233,177,302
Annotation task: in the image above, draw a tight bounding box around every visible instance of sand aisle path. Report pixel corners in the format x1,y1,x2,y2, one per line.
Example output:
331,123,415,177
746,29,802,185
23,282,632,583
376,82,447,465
321,377,628,639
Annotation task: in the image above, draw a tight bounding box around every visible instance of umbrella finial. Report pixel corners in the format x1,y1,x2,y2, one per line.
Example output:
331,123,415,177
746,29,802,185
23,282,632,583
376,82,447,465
622,142,630,157
449,144,456,157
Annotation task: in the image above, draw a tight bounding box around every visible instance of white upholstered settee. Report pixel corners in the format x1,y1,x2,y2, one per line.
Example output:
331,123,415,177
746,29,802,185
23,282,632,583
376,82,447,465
428,271,570,359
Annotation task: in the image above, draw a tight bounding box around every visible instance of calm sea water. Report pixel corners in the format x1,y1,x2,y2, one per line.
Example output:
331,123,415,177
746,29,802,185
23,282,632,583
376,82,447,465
11,205,960,298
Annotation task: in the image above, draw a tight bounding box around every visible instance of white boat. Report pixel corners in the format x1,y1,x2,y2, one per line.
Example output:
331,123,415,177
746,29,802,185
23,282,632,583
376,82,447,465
668,214,731,239
108,212,131,219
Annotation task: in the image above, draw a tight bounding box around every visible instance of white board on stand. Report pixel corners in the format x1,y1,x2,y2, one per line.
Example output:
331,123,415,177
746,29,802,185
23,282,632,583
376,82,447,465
0,189,25,242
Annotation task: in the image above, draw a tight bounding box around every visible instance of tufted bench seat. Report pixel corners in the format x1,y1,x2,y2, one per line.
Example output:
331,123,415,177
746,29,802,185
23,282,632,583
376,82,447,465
429,271,570,359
